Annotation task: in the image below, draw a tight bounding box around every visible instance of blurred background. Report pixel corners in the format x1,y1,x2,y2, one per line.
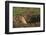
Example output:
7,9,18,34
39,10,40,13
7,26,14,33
13,7,40,28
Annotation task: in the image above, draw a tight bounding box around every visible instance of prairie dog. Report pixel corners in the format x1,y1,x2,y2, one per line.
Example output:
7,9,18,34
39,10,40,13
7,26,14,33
13,16,27,25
